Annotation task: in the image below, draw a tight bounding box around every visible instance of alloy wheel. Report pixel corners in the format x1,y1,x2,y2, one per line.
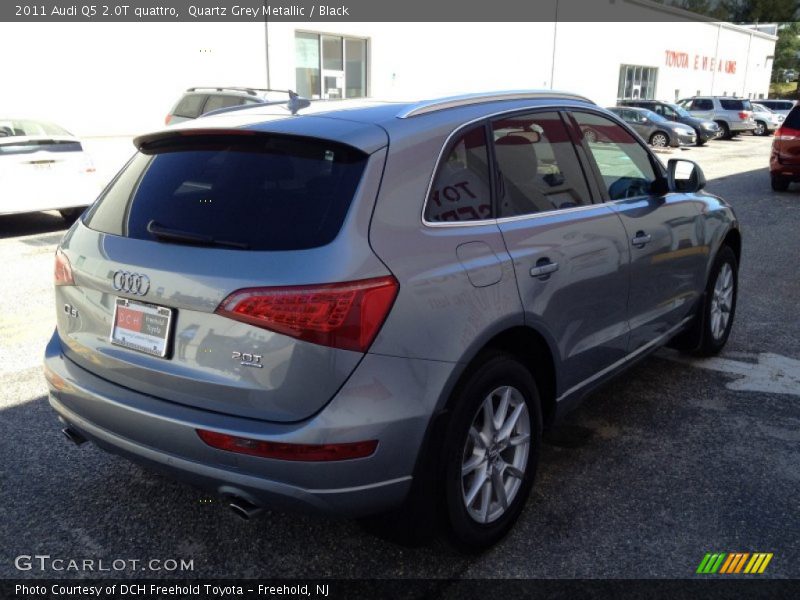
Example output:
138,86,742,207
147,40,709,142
710,262,734,340
651,133,668,147
461,386,531,524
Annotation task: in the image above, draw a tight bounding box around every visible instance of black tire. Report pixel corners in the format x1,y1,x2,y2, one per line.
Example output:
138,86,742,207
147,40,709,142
442,352,542,551
59,208,84,221
771,174,790,191
649,131,670,148
716,121,731,139
754,121,768,136
694,245,738,356
695,134,707,146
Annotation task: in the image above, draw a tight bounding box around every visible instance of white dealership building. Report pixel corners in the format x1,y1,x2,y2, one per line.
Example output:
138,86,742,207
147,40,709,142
1,0,778,137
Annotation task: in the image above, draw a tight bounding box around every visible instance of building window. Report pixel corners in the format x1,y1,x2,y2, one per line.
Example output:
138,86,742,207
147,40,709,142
295,32,367,100
617,65,658,100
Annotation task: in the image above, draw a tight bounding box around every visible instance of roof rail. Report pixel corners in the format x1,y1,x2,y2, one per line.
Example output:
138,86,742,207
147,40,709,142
185,87,300,97
396,90,595,118
186,86,259,95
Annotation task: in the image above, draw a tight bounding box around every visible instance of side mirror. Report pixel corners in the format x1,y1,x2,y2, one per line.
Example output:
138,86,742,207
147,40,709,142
668,158,706,193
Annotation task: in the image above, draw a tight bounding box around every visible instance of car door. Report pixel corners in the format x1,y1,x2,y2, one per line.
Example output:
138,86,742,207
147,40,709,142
570,110,707,354
492,110,631,392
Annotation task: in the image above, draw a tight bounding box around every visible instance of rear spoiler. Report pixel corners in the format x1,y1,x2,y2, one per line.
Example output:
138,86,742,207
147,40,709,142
133,128,258,150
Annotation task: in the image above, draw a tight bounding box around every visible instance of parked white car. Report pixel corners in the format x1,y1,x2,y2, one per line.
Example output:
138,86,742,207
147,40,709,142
0,119,100,219
751,103,784,136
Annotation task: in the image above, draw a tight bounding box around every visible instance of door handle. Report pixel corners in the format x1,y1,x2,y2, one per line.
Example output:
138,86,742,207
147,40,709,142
631,231,652,248
530,259,559,279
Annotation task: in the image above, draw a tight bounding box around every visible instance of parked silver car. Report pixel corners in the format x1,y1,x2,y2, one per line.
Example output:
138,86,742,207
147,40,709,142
677,96,755,139
751,102,784,136
45,91,741,549
607,106,697,147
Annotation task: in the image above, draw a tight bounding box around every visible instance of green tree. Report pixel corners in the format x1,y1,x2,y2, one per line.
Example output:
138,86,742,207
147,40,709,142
772,22,800,86
664,0,799,19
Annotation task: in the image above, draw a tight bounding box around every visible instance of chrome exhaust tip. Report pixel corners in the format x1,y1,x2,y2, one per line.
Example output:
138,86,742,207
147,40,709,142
62,427,87,446
228,497,263,520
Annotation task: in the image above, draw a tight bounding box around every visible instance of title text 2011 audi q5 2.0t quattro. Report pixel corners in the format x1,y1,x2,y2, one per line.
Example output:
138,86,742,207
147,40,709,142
45,91,740,549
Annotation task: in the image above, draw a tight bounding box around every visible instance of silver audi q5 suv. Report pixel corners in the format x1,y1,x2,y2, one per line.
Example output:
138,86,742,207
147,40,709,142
45,91,740,549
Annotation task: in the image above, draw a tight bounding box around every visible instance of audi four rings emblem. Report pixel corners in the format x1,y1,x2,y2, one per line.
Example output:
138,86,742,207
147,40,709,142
112,271,151,296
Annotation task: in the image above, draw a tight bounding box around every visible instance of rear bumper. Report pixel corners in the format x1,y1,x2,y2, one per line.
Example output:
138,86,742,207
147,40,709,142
770,152,800,180
729,121,756,132
44,331,455,517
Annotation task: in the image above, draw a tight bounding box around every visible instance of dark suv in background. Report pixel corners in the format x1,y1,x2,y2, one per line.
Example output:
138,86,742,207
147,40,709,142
620,99,720,145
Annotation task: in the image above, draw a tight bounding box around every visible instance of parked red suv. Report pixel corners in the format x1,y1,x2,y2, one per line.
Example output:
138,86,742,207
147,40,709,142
770,104,800,190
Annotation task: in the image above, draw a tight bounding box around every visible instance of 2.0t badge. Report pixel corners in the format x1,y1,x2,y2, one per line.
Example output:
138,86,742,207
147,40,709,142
112,271,150,296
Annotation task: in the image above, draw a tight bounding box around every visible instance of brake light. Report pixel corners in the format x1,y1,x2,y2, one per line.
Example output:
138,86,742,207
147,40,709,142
216,276,399,353
196,429,378,461
775,126,800,141
165,114,172,125
54,248,74,286
739,111,750,120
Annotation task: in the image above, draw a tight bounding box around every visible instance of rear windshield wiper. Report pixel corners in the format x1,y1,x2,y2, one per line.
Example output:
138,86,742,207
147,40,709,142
146,220,250,250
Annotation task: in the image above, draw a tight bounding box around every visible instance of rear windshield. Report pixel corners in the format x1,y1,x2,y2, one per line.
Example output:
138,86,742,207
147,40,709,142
719,99,752,111
84,134,368,251
0,119,72,137
783,106,800,129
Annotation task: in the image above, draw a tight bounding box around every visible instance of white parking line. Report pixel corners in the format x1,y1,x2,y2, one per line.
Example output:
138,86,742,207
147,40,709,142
659,349,800,397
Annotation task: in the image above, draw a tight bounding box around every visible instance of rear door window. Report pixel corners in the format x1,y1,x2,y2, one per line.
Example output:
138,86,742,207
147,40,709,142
691,99,713,110
172,94,207,118
425,126,492,222
491,112,591,216
202,95,246,114
84,134,369,251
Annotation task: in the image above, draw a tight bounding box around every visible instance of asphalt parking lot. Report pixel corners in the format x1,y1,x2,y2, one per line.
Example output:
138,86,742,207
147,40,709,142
0,134,798,580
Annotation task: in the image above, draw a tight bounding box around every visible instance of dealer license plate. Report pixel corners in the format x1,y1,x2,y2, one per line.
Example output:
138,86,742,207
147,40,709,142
110,297,174,358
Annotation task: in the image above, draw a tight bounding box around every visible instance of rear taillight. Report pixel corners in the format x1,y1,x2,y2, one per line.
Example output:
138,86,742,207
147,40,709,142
775,127,800,141
165,114,172,125
739,111,750,120
215,276,399,353
196,429,378,461
54,248,74,286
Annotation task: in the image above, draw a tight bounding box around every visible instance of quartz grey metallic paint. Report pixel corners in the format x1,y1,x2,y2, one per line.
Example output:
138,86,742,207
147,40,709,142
44,93,739,518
